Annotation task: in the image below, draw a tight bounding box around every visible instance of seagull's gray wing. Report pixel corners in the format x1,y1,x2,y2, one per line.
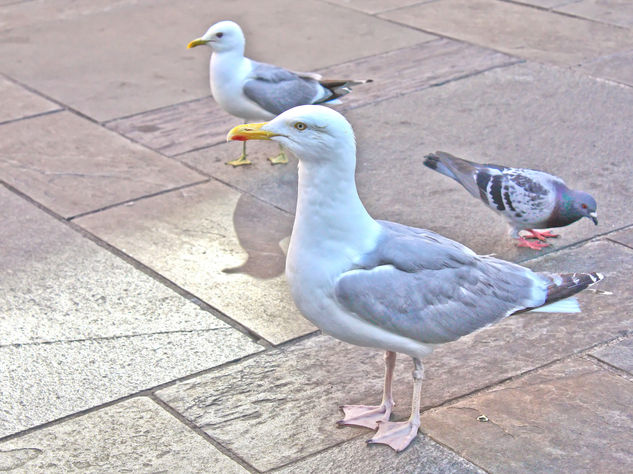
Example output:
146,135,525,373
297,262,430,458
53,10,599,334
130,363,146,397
243,61,330,116
334,221,550,344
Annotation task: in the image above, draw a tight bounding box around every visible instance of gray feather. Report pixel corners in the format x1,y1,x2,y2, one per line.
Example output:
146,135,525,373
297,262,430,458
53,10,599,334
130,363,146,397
335,221,549,344
335,221,603,344
243,61,329,116
424,151,565,230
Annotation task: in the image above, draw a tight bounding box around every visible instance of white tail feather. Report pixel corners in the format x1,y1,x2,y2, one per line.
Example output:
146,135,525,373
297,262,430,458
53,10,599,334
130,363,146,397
530,297,580,314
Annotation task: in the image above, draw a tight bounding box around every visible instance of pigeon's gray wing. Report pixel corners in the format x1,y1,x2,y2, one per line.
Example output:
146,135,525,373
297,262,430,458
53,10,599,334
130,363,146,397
243,61,330,116
486,168,559,226
423,152,559,227
334,221,550,344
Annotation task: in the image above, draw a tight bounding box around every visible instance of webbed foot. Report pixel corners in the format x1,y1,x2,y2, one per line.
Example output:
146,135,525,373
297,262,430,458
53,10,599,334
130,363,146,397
226,154,252,167
367,419,420,452
338,403,393,430
268,151,288,165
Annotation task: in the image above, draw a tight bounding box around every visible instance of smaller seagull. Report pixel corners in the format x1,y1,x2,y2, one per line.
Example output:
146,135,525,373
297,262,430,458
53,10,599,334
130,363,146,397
227,105,604,452
188,20,371,166
424,151,598,250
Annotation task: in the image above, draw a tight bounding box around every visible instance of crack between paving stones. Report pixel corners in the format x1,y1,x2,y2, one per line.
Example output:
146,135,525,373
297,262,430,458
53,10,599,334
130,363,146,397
605,237,633,252
360,0,443,17
0,343,273,445
499,0,633,30
0,327,236,349
584,353,633,383
517,222,633,264
66,178,210,220
416,331,633,420
0,108,63,127
1,74,103,127
0,159,202,189
148,394,261,473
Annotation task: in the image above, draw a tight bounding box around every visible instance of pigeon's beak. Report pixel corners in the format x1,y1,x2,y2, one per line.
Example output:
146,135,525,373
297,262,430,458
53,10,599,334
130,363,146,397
589,212,598,225
187,38,209,49
227,122,277,141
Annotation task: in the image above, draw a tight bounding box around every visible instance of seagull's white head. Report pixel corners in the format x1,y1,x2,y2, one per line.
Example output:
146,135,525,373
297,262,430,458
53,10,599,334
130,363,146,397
226,105,356,164
187,20,245,53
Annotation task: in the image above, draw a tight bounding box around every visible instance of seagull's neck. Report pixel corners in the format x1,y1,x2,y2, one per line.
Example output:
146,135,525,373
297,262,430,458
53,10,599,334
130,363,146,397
289,154,379,263
210,49,248,82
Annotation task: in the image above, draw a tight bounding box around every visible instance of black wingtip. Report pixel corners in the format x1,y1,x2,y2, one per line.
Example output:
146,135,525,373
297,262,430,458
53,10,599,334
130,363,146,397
545,272,605,305
423,153,439,170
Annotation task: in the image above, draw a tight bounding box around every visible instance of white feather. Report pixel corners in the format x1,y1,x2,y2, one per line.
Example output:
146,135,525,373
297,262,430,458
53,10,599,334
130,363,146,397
530,297,580,313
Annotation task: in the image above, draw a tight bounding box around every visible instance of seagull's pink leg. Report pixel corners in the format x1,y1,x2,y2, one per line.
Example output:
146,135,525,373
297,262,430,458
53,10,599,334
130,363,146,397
367,357,423,452
516,237,549,250
524,229,559,240
338,351,396,430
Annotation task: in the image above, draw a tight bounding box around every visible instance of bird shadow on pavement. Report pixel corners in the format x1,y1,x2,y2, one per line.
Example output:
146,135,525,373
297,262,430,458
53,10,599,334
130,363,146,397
222,192,293,279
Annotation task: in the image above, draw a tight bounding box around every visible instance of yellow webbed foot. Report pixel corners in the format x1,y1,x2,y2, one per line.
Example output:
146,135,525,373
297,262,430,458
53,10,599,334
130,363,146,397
268,151,288,165
226,154,252,167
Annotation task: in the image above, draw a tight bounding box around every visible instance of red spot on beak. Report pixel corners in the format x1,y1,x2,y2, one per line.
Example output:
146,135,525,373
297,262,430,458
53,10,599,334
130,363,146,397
231,135,248,141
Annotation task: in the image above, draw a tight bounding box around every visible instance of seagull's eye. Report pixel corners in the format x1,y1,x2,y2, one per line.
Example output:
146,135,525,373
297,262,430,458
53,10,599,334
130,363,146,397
581,203,588,209
216,32,224,38
294,122,307,131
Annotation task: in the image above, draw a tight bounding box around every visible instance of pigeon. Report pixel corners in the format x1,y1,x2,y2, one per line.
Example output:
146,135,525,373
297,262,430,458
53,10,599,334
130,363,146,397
187,20,371,166
424,151,598,250
227,105,604,452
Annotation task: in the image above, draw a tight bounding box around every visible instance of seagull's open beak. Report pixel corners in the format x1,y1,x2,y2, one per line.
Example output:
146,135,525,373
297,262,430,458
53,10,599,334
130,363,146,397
589,212,598,225
187,38,209,49
226,122,277,141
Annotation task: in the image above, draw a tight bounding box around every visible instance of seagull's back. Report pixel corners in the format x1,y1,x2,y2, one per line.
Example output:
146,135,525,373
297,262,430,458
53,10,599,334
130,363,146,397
334,220,574,345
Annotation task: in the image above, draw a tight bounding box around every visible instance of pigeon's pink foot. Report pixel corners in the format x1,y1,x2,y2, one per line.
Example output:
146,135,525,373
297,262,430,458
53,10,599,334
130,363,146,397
517,237,549,250
338,402,393,430
367,419,420,452
524,229,559,241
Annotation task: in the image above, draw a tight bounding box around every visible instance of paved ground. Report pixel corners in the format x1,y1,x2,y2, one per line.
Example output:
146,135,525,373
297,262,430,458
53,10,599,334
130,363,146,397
1,0,633,472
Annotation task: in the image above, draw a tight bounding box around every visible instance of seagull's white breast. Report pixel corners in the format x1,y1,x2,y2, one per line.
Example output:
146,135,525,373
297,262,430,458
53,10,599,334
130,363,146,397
210,55,274,121
285,164,435,359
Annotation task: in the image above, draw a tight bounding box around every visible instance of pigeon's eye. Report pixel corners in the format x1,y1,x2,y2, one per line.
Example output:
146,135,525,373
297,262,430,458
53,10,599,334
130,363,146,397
216,32,224,38
294,122,307,131
581,203,588,209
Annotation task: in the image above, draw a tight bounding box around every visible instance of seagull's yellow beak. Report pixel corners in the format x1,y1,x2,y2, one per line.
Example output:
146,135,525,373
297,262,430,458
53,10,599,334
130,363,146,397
226,122,277,141
187,38,208,49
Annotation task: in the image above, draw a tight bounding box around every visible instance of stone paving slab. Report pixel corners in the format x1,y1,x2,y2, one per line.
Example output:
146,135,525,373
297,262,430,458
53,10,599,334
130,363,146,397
0,0,431,122
0,76,59,124
0,330,260,438
155,236,627,471
275,432,484,474
0,186,261,436
379,0,633,66
0,111,205,218
0,186,231,344
582,49,633,87
591,337,633,374
105,37,511,158
557,0,633,28
0,0,145,31
75,180,315,345
0,397,247,473
181,62,633,261
419,357,633,472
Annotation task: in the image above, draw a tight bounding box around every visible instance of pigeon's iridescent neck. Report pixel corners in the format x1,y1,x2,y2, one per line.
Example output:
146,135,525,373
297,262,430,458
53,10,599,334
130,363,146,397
547,187,582,227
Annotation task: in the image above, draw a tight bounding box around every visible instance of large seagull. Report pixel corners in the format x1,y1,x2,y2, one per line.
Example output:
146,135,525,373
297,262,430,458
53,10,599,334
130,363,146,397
227,105,604,451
